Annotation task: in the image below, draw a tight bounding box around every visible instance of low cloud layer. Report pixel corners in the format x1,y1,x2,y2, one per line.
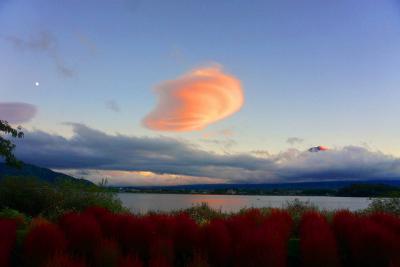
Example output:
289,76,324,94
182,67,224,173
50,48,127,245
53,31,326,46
57,169,226,186
0,102,37,124
143,67,244,131
13,124,400,184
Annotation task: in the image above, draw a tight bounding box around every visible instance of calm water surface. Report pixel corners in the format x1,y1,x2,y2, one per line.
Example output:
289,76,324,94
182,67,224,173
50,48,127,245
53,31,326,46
118,193,371,213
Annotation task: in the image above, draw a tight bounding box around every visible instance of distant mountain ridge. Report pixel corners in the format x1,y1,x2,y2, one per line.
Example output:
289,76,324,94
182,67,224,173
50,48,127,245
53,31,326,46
0,163,93,185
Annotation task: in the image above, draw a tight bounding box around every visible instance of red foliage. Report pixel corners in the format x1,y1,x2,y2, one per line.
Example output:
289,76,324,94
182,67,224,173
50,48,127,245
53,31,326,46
200,219,231,267
24,221,67,267
115,214,155,259
99,212,120,239
350,218,399,267
233,209,265,227
83,206,119,238
148,255,173,267
332,210,358,244
369,212,400,236
186,253,210,267
12,214,26,228
264,209,293,241
299,211,340,267
45,253,87,267
59,212,102,256
148,214,176,238
83,206,110,219
149,238,175,266
226,210,291,267
18,206,400,267
236,227,289,267
93,239,120,267
118,255,144,267
0,219,17,267
173,213,200,262
333,211,400,266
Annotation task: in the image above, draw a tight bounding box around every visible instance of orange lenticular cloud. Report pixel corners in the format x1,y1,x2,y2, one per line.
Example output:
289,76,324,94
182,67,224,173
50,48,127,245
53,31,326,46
143,66,244,131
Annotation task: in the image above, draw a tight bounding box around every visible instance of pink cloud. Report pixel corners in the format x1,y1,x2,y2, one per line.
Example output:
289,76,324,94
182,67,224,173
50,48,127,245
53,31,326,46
143,66,244,131
0,102,37,124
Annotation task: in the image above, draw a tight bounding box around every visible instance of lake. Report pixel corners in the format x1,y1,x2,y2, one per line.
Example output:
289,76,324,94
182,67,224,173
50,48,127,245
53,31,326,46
118,193,372,213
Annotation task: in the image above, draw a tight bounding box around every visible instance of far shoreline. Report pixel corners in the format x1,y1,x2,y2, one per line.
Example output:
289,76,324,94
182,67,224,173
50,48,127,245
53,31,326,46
117,191,375,198
112,182,400,198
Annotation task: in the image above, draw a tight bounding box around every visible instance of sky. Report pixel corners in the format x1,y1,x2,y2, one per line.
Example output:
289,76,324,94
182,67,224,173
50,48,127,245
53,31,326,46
1,0,400,185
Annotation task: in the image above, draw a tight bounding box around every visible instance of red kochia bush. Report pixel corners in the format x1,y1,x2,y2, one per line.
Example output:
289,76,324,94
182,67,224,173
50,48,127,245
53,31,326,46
227,211,289,267
115,214,155,259
234,209,265,227
232,227,285,267
349,218,399,267
257,210,293,267
24,220,67,267
332,210,358,265
332,210,357,245
201,219,231,267
93,239,120,267
83,206,111,219
369,212,400,236
45,253,87,267
264,209,293,240
299,212,339,267
0,219,17,267
149,214,176,238
83,206,118,238
173,213,200,263
59,212,102,256
148,255,173,267
333,211,400,266
369,212,400,266
118,255,144,267
186,253,210,267
19,206,400,267
149,238,175,266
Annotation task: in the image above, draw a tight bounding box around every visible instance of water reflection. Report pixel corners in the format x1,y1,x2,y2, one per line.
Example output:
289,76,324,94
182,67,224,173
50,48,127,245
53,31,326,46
118,193,372,213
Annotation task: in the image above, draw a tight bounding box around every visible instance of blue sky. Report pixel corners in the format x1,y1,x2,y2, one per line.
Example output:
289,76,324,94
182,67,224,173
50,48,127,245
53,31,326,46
1,0,400,184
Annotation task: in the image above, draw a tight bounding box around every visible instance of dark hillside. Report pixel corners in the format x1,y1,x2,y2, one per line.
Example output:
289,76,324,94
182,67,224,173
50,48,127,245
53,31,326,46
0,163,93,185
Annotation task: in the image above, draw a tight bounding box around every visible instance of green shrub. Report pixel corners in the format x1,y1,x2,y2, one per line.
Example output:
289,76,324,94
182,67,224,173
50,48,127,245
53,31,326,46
284,199,318,235
0,207,28,221
0,176,126,219
49,179,127,218
365,197,400,215
284,199,317,219
176,202,225,224
0,177,56,216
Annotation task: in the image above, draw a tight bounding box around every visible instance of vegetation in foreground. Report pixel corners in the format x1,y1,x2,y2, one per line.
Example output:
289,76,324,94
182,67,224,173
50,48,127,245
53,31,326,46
0,177,400,267
0,120,24,168
0,177,126,219
1,205,400,267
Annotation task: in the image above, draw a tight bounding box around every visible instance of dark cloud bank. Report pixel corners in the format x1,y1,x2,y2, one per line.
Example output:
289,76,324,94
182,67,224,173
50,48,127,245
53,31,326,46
14,124,400,183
